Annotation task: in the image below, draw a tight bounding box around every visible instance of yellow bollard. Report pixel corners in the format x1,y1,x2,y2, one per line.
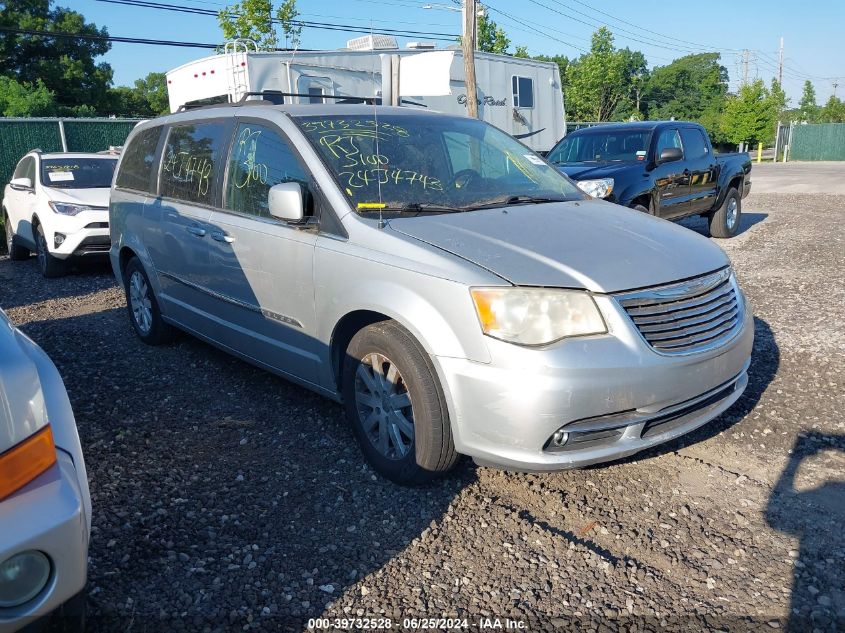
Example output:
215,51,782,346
757,143,762,163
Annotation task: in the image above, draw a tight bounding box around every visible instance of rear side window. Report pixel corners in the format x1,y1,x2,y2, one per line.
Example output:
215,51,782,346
115,127,162,193
223,122,311,218
680,128,709,160
160,121,229,205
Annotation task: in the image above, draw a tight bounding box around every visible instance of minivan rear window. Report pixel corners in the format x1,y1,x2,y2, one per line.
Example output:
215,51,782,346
160,121,229,206
115,126,162,193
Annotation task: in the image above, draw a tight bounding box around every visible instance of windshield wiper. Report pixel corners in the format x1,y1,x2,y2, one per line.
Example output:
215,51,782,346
357,202,466,215
463,195,571,210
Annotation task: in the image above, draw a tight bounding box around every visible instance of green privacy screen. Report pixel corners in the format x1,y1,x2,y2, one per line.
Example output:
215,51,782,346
0,118,140,190
791,123,845,161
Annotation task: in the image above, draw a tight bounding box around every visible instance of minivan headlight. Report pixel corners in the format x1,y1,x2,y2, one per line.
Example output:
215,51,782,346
49,202,91,216
470,287,606,346
576,178,614,199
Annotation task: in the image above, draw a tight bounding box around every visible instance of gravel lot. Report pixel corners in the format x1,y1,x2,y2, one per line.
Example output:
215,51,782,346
1,191,843,632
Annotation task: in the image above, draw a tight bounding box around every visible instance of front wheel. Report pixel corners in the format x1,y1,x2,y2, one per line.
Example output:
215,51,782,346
709,187,742,238
4,213,30,261
342,321,459,485
34,222,66,277
123,257,174,345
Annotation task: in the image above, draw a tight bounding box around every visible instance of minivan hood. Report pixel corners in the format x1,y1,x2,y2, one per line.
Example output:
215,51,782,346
388,200,728,293
556,162,640,180
43,186,110,208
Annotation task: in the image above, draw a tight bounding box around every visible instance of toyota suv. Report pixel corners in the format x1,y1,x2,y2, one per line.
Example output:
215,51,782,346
109,102,753,484
3,151,117,277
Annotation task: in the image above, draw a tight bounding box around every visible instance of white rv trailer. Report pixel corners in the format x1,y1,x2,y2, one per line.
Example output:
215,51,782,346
165,39,566,152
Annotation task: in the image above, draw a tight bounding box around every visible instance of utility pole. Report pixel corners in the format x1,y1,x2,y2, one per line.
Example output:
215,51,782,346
778,37,784,85
741,49,750,87
461,0,479,118
833,81,839,98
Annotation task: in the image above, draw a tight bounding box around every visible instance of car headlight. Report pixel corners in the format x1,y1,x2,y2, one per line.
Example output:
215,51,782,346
49,201,93,216
470,287,607,346
576,178,614,199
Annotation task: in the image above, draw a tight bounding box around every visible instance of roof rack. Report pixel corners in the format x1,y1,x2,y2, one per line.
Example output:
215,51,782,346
236,90,382,105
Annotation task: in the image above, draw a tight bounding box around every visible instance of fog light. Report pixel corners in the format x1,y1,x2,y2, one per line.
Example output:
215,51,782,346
0,551,51,607
552,430,569,447
54,233,65,248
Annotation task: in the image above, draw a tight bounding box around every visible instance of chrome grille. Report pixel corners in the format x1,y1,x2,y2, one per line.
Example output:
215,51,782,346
616,268,742,355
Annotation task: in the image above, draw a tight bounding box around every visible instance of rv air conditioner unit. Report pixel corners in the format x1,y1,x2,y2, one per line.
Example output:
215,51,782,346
346,34,399,51
406,42,436,50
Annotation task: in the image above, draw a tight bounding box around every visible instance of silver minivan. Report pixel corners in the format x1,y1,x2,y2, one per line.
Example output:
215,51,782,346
109,103,753,484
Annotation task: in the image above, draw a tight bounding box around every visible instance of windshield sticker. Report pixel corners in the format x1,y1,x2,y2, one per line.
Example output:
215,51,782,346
523,154,546,166
47,171,74,182
357,202,386,209
505,151,538,183
636,150,647,161
44,164,80,171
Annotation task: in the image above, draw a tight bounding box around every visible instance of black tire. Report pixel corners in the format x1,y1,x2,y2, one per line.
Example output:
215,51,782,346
632,204,650,214
34,222,66,278
123,256,174,345
342,320,459,485
709,187,742,238
4,212,30,260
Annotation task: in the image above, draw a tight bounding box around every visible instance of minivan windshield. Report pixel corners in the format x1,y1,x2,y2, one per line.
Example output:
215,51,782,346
547,129,653,164
40,157,118,189
295,114,582,214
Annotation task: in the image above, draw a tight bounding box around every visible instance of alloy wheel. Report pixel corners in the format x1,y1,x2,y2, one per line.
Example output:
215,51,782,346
726,197,738,230
36,229,47,273
129,270,153,334
354,352,415,460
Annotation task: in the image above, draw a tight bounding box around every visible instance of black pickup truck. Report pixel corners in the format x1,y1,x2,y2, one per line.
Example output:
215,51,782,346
547,121,752,238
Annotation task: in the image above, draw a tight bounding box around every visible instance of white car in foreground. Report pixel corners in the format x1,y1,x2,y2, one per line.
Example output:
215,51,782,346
3,151,117,277
0,306,91,632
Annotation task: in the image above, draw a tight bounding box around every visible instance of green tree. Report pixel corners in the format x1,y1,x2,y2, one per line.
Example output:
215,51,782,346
720,79,776,146
532,54,568,91
133,72,169,115
276,0,301,49
0,76,56,116
218,0,277,50
767,78,788,124
611,48,648,120
798,80,818,122
642,53,728,139
476,10,509,54
564,27,632,121
0,1,113,113
513,45,529,58
819,95,845,123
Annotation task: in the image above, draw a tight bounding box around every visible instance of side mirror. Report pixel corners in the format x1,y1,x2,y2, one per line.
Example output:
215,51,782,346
268,182,305,222
658,147,683,164
10,177,32,190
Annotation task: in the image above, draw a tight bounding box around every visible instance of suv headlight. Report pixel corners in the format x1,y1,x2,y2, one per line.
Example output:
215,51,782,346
470,287,606,346
576,178,614,199
49,201,93,216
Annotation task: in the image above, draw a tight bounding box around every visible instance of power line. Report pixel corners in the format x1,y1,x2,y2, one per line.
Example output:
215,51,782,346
0,26,222,48
94,0,461,40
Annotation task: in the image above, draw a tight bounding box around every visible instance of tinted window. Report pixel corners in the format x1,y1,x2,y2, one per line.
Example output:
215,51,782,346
160,121,229,205
41,158,117,189
512,76,534,108
680,128,709,160
224,123,311,218
656,128,683,157
116,127,162,192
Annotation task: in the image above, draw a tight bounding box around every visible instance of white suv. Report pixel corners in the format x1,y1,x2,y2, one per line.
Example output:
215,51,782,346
3,151,118,277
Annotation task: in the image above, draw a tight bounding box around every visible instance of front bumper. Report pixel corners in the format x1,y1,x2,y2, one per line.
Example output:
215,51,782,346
41,210,109,260
0,451,89,633
434,293,754,472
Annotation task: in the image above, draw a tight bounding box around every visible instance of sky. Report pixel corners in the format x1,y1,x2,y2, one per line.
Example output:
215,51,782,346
74,0,845,105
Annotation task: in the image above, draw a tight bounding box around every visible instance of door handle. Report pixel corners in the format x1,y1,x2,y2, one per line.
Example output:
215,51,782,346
210,231,235,244
186,225,206,237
